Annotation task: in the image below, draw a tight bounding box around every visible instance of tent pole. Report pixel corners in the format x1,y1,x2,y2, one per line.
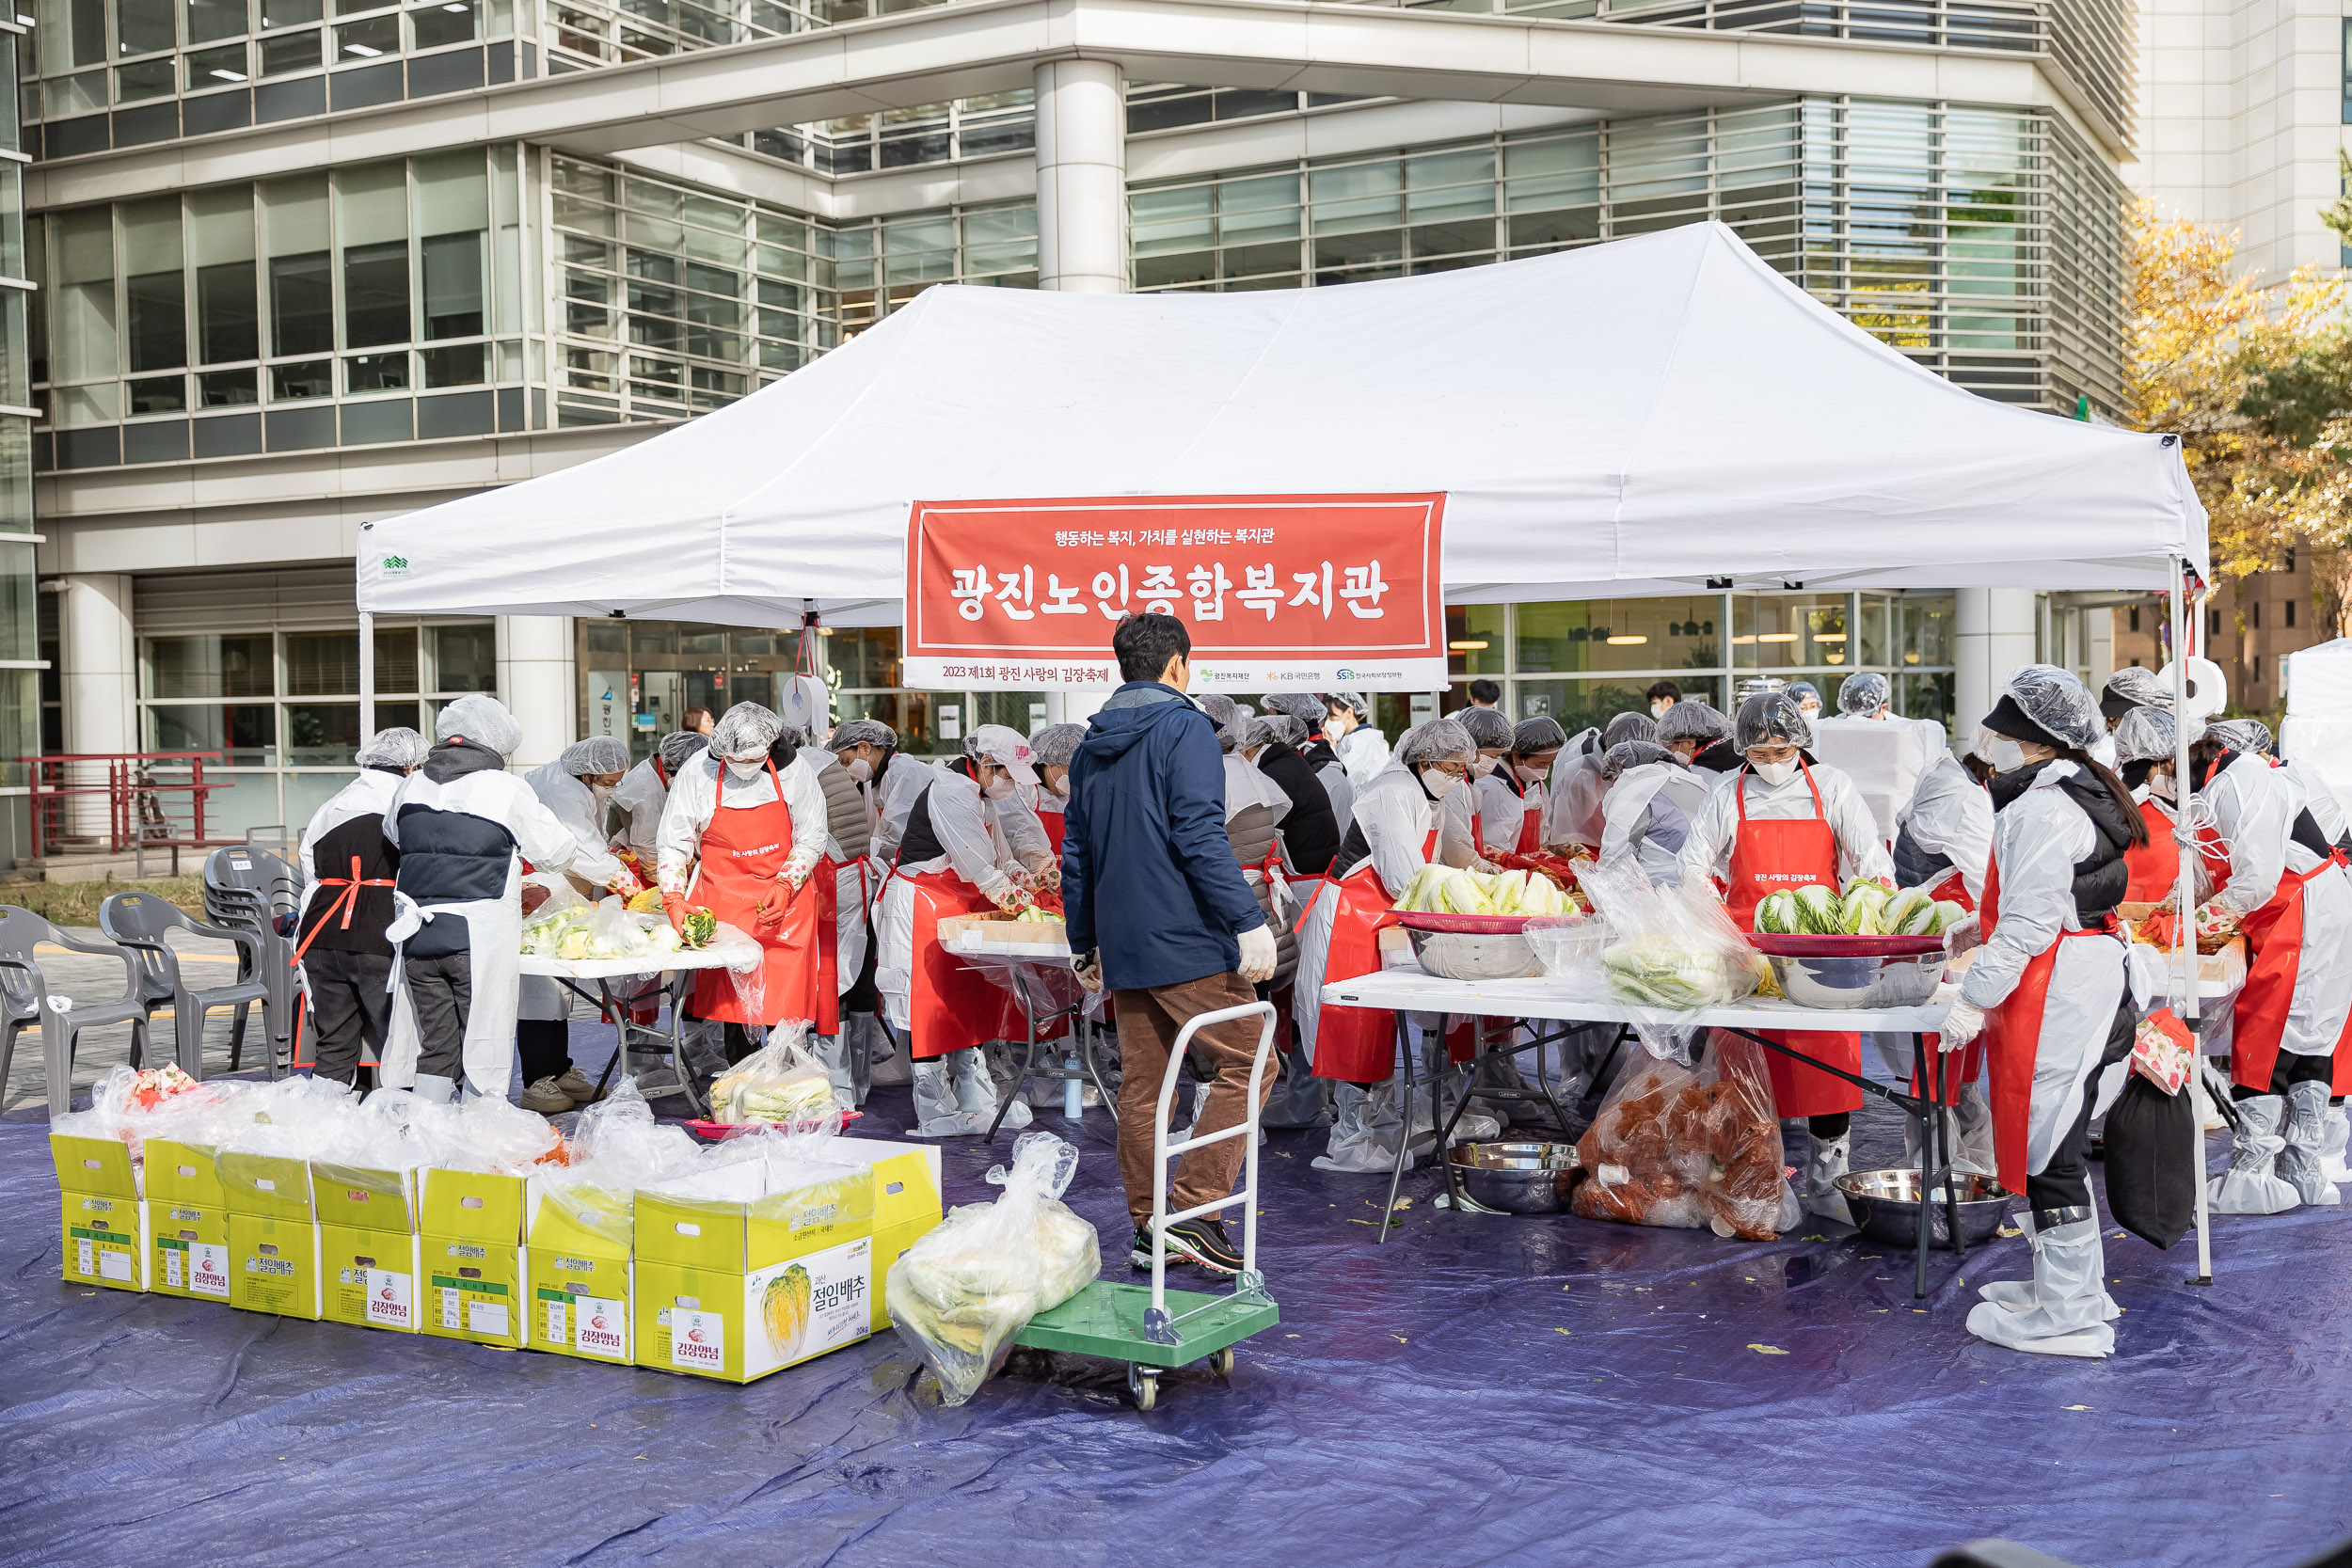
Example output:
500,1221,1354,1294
2171,555,2212,1285
359,610,376,745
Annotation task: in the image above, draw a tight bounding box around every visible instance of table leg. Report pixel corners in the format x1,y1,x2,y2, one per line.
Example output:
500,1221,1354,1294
1934,1036,1965,1259
985,1001,1042,1143
1913,1035,1933,1299
1082,1012,1120,1132
1379,1015,1415,1244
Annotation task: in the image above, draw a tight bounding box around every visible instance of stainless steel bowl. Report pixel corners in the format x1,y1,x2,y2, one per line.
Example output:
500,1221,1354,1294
1407,927,1541,981
1766,950,1946,1010
1448,1140,1578,1213
1835,1166,2013,1249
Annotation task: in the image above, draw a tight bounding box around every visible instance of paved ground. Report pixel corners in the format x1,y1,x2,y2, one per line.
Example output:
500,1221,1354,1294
4,928,270,1117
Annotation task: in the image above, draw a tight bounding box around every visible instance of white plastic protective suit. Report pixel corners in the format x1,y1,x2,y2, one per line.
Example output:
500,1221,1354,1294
1673,760,1894,891
294,767,423,1082
2204,755,2352,1054
1598,760,1706,886
1896,754,1994,905
869,751,934,865
1334,723,1391,788
1812,712,1936,842
1469,768,1523,852
2280,757,2350,846
1541,728,1609,848
654,748,830,897
608,757,668,860
518,757,629,1024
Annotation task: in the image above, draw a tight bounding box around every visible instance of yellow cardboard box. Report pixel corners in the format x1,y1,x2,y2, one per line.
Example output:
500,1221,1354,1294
145,1140,231,1301
227,1212,323,1318
828,1140,944,1331
51,1132,149,1292
322,1224,424,1332
525,1178,634,1364
633,1159,874,1383
420,1168,527,1349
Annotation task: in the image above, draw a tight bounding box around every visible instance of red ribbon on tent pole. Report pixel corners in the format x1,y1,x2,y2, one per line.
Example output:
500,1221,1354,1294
902,494,1449,690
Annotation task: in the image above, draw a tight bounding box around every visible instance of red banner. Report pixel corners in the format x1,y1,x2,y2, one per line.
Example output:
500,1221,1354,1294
903,494,1447,689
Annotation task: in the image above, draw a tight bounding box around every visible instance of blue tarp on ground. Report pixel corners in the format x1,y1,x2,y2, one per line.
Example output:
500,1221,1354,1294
4,1029,2348,1568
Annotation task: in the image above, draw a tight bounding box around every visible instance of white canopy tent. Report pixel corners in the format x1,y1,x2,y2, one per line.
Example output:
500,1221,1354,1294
2285,639,2352,825
358,221,2205,627
358,218,2224,1280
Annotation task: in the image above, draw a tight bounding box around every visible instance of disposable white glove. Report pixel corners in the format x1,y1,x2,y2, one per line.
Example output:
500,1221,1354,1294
1939,999,1985,1053
981,876,1023,912
1237,923,1278,984
1073,952,1103,993
1942,911,1983,958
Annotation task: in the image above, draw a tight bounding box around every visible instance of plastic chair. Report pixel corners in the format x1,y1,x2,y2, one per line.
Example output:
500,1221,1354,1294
201,847,302,1075
0,906,157,1119
97,891,268,1085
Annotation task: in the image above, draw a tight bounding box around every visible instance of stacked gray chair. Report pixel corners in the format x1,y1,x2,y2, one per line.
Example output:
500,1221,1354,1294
0,906,155,1117
202,847,302,1076
98,891,270,1085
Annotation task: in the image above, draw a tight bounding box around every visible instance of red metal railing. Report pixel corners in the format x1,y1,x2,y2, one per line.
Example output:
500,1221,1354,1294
22,752,223,859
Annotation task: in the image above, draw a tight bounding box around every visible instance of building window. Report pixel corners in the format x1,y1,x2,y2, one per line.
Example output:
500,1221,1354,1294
2210,608,2222,637
2249,601,2261,629
2127,606,2140,633
2284,598,2296,628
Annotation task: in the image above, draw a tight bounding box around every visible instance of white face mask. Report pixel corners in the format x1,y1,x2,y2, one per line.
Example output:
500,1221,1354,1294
2149,770,2177,802
982,776,1015,800
1751,758,1799,787
1470,754,1500,778
1050,774,1071,799
1799,703,1821,721
1650,701,1670,720
1979,736,2026,775
1514,763,1548,784
1324,719,1347,743
1421,768,1463,800
590,783,614,805
843,756,873,783
725,757,765,782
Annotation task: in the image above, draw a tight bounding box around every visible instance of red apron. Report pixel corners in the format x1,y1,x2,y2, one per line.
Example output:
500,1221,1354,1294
2228,857,2338,1093
1979,854,2118,1196
812,854,843,1036
1725,765,1863,1118
1516,779,1545,854
1311,828,1471,1081
691,760,822,1027
290,854,397,1069
891,865,1024,1060
1039,809,1067,855
2120,795,2229,905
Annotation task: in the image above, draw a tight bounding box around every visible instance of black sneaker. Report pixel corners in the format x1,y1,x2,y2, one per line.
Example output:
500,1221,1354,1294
1159,1219,1245,1276
1128,1226,1155,1270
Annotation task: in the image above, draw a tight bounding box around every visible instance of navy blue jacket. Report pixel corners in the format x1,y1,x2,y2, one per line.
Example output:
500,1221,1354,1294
1062,682,1267,990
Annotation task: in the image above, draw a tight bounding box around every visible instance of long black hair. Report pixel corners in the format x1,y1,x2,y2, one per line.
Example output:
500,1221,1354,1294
2054,744,2148,847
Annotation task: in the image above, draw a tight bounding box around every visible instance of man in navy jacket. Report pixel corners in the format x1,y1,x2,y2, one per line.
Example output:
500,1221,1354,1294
1064,612,1278,1275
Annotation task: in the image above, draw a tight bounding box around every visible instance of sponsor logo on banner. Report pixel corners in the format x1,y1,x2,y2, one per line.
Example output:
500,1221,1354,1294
902,494,1448,691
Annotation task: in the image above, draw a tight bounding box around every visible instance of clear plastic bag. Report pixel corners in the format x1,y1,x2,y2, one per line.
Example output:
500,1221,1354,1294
1576,859,1763,1056
1572,1037,1797,1238
883,1132,1102,1405
537,1078,706,1236
707,1022,839,1128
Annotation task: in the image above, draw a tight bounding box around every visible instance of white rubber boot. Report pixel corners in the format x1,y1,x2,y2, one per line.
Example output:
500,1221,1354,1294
2208,1095,2301,1214
2277,1079,2343,1207
1804,1133,1853,1224
1965,1207,2116,1357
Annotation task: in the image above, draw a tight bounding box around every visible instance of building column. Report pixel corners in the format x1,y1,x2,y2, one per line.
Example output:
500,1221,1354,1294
56,574,137,840
497,614,575,768
1954,588,2037,744
1033,59,1127,293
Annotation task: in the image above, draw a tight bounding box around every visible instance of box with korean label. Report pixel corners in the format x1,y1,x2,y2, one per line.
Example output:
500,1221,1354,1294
524,1178,634,1365
146,1140,232,1302
219,1149,324,1319
828,1140,943,1332
632,1158,874,1384
420,1168,527,1350
314,1165,421,1335
51,1132,149,1292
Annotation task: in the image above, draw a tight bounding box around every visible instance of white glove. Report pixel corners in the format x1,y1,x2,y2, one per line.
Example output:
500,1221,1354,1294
980,876,1022,912
1942,911,1983,958
781,849,819,890
1073,952,1103,993
1237,923,1278,984
1939,999,1985,1053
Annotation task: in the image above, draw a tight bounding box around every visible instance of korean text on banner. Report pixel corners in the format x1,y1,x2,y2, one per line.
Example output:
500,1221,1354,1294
903,495,1448,691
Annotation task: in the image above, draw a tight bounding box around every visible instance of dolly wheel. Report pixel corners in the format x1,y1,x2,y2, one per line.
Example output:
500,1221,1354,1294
1128,1363,1159,1412
1211,1347,1234,1377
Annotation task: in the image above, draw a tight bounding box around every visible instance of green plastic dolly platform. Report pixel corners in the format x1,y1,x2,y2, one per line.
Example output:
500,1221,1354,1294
1011,999,1280,1411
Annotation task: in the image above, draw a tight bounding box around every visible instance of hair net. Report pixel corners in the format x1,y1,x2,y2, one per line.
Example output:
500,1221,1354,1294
1456,706,1514,751
1241,717,1282,752
1027,722,1086,768
963,722,1040,785
709,702,784,762
2102,665,2170,713
1602,711,1657,749
1395,717,1474,768
829,718,898,754
559,735,630,777
1837,673,1891,716
1734,689,1814,752
2212,718,2274,756
1787,681,1822,707
1996,664,2105,752
1263,714,1308,749
1512,716,1567,754
658,729,710,772
1655,701,1732,747
2112,706,2188,766
1600,739,1675,784
435,694,522,758
1263,692,1326,729
355,726,429,769
1196,692,1248,754
1321,689,1371,721
769,726,803,770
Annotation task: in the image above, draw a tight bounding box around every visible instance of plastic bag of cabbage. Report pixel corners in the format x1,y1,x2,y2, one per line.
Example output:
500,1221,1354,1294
1395,863,1575,917
1753,879,1965,938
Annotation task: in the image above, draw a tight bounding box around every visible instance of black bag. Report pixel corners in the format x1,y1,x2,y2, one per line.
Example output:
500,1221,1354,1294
2103,1070,2197,1250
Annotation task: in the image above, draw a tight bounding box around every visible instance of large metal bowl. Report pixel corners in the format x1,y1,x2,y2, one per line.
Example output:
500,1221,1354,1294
1765,950,1947,1009
1835,1166,2013,1249
1406,927,1541,981
1448,1140,1578,1213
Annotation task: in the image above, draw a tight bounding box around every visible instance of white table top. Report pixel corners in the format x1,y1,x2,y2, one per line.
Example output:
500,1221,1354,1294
1321,968,1955,1034
518,947,744,979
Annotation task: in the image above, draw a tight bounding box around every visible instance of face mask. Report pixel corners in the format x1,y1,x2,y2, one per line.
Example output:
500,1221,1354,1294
590,784,614,805
2150,771,2177,802
843,756,873,784
1514,763,1547,784
726,757,765,782
1979,736,2026,774
983,776,1015,800
1421,768,1463,800
1751,758,1799,787
1799,704,1821,721
1470,754,1499,778
1051,774,1071,800
1650,701,1670,720
1324,720,1346,743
